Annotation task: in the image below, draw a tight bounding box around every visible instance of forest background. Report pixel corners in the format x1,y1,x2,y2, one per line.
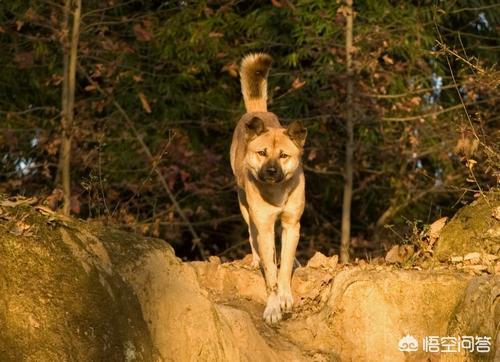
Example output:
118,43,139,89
0,0,498,262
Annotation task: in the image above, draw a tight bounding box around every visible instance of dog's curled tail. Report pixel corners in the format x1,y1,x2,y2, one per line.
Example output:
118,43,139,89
240,53,273,113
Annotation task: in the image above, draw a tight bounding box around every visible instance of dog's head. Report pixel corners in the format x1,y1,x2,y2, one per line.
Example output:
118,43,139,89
244,117,307,184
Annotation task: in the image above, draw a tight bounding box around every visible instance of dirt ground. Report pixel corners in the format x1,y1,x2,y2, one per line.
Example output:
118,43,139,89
0,196,499,361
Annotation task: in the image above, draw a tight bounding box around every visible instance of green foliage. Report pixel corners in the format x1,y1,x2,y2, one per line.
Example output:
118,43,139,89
0,0,498,260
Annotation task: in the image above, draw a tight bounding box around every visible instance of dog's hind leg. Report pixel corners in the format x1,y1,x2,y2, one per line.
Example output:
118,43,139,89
237,189,260,268
238,200,260,268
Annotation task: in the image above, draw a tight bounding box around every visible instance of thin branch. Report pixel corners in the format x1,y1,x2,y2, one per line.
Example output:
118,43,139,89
303,165,343,176
436,40,485,74
114,102,205,259
160,214,241,227
78,64,205,259
380,97,499,122
113,136,172,217
449,3,500,14
81,0,138,19
0,107,54,115
435,20,492,204
361,83,464,99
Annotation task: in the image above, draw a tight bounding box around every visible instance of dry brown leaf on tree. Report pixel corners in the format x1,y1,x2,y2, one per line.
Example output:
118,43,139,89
292,78,306,90
222,63,238,77
133,23,153,42
138,92,152,113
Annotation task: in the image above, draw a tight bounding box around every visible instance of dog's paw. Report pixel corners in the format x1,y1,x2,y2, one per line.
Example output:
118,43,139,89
263,294,282,324
250,254,261,269
278,288,294,313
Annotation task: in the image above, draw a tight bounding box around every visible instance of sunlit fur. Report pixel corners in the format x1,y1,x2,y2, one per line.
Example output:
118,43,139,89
245,128,301,184
240,53,272,112
230,53,307,324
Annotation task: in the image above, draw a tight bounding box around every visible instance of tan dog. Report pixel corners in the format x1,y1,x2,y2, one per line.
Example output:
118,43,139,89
230,53,307,323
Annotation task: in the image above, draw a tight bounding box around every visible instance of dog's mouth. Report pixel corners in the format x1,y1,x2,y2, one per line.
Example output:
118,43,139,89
258,171,284,184
261,176,283,184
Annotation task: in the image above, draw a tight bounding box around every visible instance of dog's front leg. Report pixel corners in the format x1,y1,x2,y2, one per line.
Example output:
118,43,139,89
250,217,281,323
278,217,300,312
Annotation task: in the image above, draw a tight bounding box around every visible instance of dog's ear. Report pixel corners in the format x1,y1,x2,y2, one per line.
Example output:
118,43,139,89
245,117,267,141
285,121,307,148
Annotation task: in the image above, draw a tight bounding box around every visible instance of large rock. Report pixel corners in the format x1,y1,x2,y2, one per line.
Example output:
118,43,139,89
0,200,498,361
0,201,303,361
434,193,500,261
0,206,159,361
191,260,499,361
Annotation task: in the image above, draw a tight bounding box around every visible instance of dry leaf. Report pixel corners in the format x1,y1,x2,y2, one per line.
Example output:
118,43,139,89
466,159,477,170
84,83,98,92
455,137,479,157
428,217,448,242
292,78,306,90
25,8,39,21
10,214,32,236
307,251,337,269
385,245,403,264
222,63,238,77
483,254,499,262
14,52,34,69
11,223,30,236
307,251,329,268
464,264,487,274
463,252,481,264
138,92,152,113
208,32,224,38
382,54,394,65
486,225,500,237
491,206,500,221
70,195,81,214
307,148,317,161
409,96,421,106
271,0,284,8
45,188,64,210
46,138,61,156
133,23,153,42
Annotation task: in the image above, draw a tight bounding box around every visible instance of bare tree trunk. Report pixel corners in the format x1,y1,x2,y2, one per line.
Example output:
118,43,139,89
340,0,354,263
59,0,70,193
61,0,81,215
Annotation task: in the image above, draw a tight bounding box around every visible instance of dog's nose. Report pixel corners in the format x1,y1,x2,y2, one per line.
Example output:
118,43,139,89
266,167,277,174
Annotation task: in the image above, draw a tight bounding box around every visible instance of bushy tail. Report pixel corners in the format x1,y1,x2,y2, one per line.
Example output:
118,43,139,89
240,53,272,113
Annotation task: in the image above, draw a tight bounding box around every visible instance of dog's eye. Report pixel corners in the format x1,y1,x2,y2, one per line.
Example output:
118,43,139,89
280,153,290,159
257,150,267,157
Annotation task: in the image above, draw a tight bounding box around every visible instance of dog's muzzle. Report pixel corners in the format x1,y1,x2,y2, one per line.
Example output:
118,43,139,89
259,162,284,184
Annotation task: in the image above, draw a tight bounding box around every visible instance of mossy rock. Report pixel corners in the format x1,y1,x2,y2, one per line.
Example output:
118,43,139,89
434,193,500,261
0,202,160,361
